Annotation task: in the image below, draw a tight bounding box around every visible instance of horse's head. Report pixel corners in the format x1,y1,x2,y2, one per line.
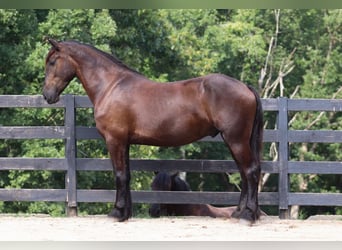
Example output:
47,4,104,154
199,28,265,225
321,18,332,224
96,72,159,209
149,172,174,217
149,172,191,217
43,38,76,104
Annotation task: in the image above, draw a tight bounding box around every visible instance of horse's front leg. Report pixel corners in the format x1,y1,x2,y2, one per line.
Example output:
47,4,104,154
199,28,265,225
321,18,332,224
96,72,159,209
106,142,132,222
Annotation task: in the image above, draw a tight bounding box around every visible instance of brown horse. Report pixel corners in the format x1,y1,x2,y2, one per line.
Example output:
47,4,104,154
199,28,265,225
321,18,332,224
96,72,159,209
43,39,263,223
149,172,236,218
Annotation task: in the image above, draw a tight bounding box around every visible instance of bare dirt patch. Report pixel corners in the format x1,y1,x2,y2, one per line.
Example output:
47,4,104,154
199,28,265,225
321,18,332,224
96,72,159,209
0,214,341,241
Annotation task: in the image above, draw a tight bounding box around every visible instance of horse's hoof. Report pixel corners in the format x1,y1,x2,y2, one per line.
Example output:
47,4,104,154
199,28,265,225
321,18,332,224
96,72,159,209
112,216,129,222
108,208,131,222
108,214,129,222
240,213,257,223
232,207,258,225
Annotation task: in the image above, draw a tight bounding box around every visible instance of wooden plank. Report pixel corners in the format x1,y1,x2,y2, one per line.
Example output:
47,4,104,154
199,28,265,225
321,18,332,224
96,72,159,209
3,189,340,207
131,191,278,206
0,158,67,171
261,161,279,173
288,99,342,111
76,190,278,205
76,127,228,142
133,191,241,205
77,159,238,172
74,97,281,111
289,161,342,174
289,130,342,143
0,189,66,202
264,129,279,142
198,135,222,142
199,131,279,142
64,95,78,214
0,95,65,108
76,127,102,139
75,96,93,108
76,159,279,173
289,193,342,206
0,126,65,139
76,126,278,143
277,98,290,217
261,98,279,111
131,159,238,173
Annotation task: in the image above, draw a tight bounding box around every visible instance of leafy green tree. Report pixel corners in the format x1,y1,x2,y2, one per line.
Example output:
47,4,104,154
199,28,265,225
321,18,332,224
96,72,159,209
1,9,118,215
0,9,38,94
0,9,340,217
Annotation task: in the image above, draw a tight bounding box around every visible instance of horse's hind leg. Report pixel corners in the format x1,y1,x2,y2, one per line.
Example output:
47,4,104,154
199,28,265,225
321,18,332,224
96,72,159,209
222,133,261,223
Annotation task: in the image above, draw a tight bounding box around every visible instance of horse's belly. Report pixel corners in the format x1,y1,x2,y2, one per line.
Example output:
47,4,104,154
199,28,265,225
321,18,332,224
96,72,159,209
130,119,218,147
131,134,200,147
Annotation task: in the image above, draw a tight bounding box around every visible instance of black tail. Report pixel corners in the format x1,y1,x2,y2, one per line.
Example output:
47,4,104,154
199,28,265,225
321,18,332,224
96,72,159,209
247,86,263,165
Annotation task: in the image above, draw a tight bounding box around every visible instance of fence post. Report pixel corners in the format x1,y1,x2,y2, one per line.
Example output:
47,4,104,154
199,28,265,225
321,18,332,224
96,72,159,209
64,94,77,216
278,97,290,219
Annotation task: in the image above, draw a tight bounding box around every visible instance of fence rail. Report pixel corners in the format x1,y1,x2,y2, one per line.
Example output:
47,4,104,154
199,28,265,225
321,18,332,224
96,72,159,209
0,95,341,218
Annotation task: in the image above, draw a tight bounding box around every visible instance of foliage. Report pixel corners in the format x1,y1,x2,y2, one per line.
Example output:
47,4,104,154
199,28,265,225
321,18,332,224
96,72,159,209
0,9,341,218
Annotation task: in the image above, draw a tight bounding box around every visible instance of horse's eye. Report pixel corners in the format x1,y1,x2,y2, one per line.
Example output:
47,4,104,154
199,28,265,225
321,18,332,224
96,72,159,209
48,57,58,66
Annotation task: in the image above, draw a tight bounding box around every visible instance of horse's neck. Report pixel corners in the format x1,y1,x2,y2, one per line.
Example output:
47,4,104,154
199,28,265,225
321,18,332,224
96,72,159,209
69,47,128,105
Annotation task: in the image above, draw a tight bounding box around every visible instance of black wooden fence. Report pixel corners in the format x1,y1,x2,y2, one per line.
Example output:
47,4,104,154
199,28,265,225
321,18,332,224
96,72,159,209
0,95,341,218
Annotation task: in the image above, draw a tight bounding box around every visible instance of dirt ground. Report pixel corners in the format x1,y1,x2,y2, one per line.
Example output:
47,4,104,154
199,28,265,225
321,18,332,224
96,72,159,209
0,214,341,241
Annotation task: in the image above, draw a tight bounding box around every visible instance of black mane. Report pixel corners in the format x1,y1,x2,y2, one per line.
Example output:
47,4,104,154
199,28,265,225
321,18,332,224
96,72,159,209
65,40,142,76
172,175,191,191
152,172,191,192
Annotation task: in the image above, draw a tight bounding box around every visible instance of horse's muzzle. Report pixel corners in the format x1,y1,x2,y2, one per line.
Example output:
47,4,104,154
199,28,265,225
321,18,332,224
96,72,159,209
43,90,60,104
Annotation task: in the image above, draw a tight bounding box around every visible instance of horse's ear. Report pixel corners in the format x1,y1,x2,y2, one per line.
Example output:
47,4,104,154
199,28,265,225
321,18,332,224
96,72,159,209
171,172,179,179
47,38,60,51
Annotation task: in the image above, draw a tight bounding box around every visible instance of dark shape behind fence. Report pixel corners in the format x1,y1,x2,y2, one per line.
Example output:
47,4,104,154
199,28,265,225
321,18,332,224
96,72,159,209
149,172,237,218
